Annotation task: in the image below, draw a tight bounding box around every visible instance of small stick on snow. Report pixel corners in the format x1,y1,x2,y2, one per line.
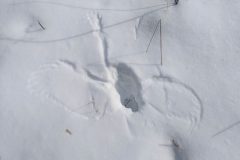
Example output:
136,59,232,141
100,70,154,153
212,120,240,138
65,129,72,135
160,19,163,66
38,21,45,30
146,20,160,53
91,95,98,113
172,139,180,148
158,139,180,148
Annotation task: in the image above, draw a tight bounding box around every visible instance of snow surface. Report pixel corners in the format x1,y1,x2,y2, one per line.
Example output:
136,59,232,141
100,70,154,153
0,0,240,159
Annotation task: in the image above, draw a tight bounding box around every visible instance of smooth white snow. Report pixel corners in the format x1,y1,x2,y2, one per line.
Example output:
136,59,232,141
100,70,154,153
0,0,240,159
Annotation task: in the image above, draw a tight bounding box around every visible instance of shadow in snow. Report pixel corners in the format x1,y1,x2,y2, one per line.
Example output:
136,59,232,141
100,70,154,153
115,63,144,112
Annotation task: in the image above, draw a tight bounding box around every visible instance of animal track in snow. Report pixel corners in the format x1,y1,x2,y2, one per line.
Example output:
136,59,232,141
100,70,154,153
143,70,203,130
27,58,203,126
87,13,145,113
27,60,110,119
26,12,201,123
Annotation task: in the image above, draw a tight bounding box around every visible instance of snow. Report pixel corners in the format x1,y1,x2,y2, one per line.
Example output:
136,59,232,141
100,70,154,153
0,0,240,159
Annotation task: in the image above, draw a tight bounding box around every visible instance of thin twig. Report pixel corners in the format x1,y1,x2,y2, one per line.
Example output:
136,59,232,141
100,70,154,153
65,129,72,135
172,139,180,148
38,21,45,30
146,20,160,53
91,95,98,113
212,120,240,138
160,19,163,65
11,1,171,12
70,101,93,112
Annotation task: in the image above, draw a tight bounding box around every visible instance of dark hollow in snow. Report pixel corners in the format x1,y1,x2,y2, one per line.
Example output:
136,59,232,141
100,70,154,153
123,95,138,112
115,63,144,112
